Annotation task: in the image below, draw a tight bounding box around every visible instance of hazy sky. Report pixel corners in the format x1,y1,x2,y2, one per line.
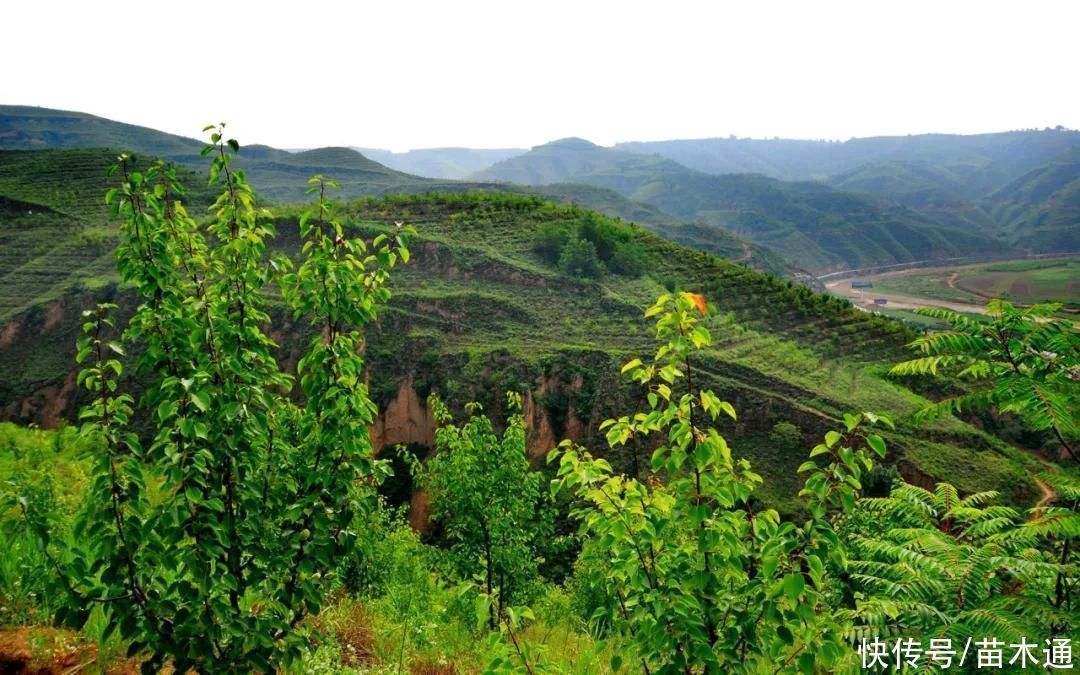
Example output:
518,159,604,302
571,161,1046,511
5,0,1078,151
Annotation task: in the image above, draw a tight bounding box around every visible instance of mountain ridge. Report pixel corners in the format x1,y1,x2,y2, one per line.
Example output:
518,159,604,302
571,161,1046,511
473,139,1012,273
0,106,802,277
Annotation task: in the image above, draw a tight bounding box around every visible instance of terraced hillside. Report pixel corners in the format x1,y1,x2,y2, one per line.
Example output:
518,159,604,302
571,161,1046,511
0,171,1043,514
474,138,1007,273
0,150,214,322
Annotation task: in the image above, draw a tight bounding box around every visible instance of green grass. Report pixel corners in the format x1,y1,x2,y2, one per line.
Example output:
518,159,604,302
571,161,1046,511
872,307,953,329
956,258,1080,305
0,423,90,625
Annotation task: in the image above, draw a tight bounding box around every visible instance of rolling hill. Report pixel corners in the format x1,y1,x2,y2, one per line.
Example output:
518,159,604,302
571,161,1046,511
828,160,999,234
0,148,1043,513
0,107,798,278
616,129,1080,195
984,147,1080,252
473,138,1008,273
619,131,1080,258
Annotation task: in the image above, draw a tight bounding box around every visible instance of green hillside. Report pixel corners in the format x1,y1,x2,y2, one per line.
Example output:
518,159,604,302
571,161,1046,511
0,109,794,278
0,150,216,321
985,147,1080,252
620,132,1080,258
0,105,204,158
0,150,1043,514
474,138,1007,273
829,160,999,234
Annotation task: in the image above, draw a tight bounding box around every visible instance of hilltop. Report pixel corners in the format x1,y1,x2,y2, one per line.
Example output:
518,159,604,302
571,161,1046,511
473,139,1007,273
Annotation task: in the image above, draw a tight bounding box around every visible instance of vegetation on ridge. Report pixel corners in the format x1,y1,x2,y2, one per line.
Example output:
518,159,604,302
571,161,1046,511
473,139,1010,273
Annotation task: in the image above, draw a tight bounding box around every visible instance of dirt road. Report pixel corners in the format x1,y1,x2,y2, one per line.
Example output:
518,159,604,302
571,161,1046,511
825,278,988,315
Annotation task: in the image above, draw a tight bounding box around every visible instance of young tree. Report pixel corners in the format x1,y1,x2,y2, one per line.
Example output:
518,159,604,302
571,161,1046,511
889,299,1080,646
845,482,1074,644
24,128,409,672
412,393,548,629
890,300,1079,464
550,292,892,672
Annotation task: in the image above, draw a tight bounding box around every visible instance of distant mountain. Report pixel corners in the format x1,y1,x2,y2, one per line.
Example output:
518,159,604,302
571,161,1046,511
0,105,204,159
829,160,998,234
474,138,1007,273
0,106,434,202
0,108,794,278
829,151,1080,254
616,129,1080,196
985,147,1080,252
356,147,525,179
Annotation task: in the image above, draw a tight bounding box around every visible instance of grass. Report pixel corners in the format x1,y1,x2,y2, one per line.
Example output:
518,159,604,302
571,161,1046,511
0,420,606,673
0,424,90,626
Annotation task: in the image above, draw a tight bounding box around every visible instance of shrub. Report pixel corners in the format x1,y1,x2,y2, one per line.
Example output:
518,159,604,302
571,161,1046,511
532,222,568,265
768,420,802,450
548,292,894,672
557,237,603,279
607,240,646,277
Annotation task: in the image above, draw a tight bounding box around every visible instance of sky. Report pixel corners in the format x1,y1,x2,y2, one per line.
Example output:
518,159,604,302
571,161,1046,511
4,0,1078,151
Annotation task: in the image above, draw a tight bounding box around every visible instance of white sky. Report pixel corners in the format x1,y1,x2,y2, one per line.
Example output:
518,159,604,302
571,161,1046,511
4,0,1078,151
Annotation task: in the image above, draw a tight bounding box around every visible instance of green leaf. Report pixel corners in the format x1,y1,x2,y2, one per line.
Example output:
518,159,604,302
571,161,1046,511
190,391,209,413
776,624,794,645
866,434,886,458
782,573,805,601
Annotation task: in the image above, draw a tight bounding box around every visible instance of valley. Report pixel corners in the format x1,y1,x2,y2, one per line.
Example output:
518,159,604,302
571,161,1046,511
825,255,1080,318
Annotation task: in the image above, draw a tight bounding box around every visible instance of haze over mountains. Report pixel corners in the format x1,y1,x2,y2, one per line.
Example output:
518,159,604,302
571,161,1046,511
472,133,1080,272
356,147,526,180
3,105,1078,276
